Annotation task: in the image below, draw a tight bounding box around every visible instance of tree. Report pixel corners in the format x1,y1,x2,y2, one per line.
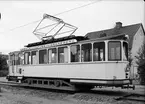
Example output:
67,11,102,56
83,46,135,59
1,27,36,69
135,42,145,85
0,54,8,77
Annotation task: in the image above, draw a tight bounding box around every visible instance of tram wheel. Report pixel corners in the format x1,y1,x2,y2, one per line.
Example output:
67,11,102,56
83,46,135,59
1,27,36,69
54,80,61,87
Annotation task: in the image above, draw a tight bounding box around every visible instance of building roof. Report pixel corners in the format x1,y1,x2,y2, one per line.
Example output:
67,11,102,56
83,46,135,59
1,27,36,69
85,23,144,49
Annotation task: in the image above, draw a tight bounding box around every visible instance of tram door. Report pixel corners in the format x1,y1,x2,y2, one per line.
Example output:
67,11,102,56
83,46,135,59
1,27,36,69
16,53,24,77
15,54,19,76
10,54,16,76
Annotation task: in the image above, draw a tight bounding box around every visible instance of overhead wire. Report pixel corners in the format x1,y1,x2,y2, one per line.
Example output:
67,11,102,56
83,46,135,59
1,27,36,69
1,0,100,33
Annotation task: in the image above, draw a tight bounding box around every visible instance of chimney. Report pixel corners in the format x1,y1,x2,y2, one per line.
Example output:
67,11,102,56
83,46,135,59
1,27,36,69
115,22,122,29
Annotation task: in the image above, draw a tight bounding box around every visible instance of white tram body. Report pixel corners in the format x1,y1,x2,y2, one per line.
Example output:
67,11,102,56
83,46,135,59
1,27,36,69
7,36,131,90
7,14,132,90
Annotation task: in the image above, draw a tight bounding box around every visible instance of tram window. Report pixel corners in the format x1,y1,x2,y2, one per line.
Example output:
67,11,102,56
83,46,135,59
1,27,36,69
93,42,105,61
44,81,48,85
58,47,68,63
39,49,47,64
24,52,31,64
31,51,38,64
38,80,42,84
10,55,15,66
15,54,21,65
49,48,57,63
18,53,23,65
9,55,12,66
108,41,121,61
70,45,80,62
123,42,128,61
14,54,18,65
81,43,92,62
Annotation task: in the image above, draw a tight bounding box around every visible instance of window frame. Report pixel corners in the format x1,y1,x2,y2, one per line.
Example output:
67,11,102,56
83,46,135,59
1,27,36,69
31,50,38,64
39,49,48,64
123,41,128,61
81,43,92,62
10,54,15,66
70,44,81,63
24,51,31,65
58,46,68,63
93,42,105,61
18,52,24,65
108,41,122,61
48,48,58,63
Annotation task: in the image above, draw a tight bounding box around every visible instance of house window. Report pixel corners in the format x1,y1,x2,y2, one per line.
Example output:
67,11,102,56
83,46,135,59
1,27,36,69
93,42,105,61
108,41,121,61
39,49,47,64
81,43,92,62
58,47,68,63
70,45,80,62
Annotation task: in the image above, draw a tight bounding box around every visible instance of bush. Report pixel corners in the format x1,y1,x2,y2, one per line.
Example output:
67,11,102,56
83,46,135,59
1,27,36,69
0,54,9,77
0,70,8,77
136,42,145,85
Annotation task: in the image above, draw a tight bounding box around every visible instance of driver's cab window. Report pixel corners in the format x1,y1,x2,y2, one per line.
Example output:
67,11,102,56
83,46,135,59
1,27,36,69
123,42,128,61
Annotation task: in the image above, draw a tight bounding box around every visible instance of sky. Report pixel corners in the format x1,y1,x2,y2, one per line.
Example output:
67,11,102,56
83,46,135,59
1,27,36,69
0,0,144,54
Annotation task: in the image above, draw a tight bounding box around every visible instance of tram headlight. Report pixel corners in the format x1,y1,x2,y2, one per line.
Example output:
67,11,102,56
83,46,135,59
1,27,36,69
124,63,130,72
19,68,22,74
126,72,129,78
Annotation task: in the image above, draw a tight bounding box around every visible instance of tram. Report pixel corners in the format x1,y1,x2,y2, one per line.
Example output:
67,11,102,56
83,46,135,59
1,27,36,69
7,14,133,90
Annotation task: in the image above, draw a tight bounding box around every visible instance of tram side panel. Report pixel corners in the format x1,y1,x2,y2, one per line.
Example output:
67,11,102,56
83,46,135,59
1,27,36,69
105,62,127,79
17,62,127,81
8,66,13,76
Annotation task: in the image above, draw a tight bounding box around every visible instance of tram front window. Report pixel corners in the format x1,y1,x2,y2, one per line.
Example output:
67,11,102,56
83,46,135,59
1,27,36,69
93,42,105,61
81,43,92,62
70,45,80,62
108,41,121,61
123,42,128,61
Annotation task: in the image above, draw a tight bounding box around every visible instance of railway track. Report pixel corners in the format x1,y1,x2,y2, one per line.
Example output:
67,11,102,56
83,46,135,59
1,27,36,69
115,93,145,102
0,81,20,86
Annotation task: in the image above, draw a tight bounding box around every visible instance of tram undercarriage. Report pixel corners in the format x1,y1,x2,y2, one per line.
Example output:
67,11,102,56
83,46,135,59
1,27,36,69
7,76,134,91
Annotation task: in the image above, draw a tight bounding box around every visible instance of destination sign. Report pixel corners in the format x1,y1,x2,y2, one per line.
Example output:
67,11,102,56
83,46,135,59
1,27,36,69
21,39,77,51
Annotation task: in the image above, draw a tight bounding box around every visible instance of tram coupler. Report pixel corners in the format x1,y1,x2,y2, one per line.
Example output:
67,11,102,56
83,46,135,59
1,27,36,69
121,85,135,90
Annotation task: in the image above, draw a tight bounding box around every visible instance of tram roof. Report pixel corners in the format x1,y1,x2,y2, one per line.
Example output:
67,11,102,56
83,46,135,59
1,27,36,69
25,36,87,47
25,33,127,48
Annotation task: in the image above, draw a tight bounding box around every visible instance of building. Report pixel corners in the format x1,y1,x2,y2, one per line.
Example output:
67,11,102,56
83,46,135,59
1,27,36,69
85,22,145,80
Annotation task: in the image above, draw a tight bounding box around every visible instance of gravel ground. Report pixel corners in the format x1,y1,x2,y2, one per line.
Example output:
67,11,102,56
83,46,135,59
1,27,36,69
0,77,145,104
0,85,145,104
